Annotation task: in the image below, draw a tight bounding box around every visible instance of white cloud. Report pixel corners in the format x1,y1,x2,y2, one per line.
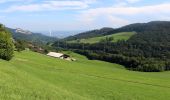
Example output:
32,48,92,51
75,3,170,29
0,0,15,3
0,15,5,18
1,0,170,30
116,0,141,4
1,0,97,12
0,0,32,4
107,15,129,25
158,15,170,21
126,0,141,3
81,3,170,16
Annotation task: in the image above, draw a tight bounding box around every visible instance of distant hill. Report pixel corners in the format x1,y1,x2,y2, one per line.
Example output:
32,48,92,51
65,27,114,41
68,32,136,44
106,21,170,35
7,28,58,44
40,30,84,38
65,21,170,41
15,28,32,35
55,21,170,72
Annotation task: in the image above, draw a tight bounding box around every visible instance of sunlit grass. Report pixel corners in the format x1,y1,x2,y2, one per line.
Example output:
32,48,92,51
69,32,136,44
0,51,170,100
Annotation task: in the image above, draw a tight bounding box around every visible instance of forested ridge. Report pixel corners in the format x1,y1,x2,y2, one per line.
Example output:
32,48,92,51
65,21,170,41
53,21,170,72
65,27,114,41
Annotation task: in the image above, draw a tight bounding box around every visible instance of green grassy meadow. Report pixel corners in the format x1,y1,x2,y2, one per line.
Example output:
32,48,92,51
0,51,170,100
69,32,136,44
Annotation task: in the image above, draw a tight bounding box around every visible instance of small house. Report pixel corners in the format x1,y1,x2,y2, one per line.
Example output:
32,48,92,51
47,52,74,61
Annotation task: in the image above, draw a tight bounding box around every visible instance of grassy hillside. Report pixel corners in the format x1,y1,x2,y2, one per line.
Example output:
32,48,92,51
69,32,136,44
0,51,170,100
64,27,114,41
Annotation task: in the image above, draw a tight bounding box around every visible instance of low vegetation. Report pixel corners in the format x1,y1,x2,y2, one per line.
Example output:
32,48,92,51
0,51,170,100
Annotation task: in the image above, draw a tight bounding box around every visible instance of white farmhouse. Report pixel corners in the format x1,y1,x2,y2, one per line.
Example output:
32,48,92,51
47,52,63,58
47,52,75,61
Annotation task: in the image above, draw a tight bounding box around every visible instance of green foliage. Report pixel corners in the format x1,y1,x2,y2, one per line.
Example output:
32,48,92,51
74,50,169,72
15,40,26,52
69,32,135,44
65,27,113,41
1,51,170,100
0,24,14,60
53,21,170,72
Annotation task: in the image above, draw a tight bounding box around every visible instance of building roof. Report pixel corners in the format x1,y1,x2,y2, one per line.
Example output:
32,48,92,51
47,52,64,58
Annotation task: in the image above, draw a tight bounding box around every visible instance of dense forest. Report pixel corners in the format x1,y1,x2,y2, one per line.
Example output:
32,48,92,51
53,21,170,72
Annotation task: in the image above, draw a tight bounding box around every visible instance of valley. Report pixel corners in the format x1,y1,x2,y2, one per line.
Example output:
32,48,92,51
1,0,170,99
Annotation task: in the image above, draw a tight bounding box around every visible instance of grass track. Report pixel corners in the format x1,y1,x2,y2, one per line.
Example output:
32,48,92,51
0,51,170,100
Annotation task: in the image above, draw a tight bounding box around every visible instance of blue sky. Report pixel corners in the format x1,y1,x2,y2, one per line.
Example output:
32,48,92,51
0,0,170,33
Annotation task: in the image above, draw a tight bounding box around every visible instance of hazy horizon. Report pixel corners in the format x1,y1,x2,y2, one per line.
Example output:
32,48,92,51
37,30,85,38
1,0,170,35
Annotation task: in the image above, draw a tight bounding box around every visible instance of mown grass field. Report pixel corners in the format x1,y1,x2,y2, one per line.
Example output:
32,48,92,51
0,51,170,100
69,32,136,44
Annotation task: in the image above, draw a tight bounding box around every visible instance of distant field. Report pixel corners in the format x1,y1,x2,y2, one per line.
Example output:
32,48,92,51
69,32,136,44
0,51,170,100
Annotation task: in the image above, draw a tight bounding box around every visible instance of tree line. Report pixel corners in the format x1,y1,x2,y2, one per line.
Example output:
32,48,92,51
53,30,170,72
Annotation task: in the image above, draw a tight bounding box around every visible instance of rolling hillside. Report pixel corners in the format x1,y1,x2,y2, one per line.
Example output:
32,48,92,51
0,51,170,100
55,21,170,72
65,21,170,42
7,28,57,44
68,32,136,44
65,27,114,41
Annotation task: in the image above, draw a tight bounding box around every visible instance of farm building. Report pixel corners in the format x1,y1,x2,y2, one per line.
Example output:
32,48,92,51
47,52,75,61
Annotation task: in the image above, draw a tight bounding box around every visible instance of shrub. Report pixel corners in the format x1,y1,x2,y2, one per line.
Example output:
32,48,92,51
0,25,14,61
